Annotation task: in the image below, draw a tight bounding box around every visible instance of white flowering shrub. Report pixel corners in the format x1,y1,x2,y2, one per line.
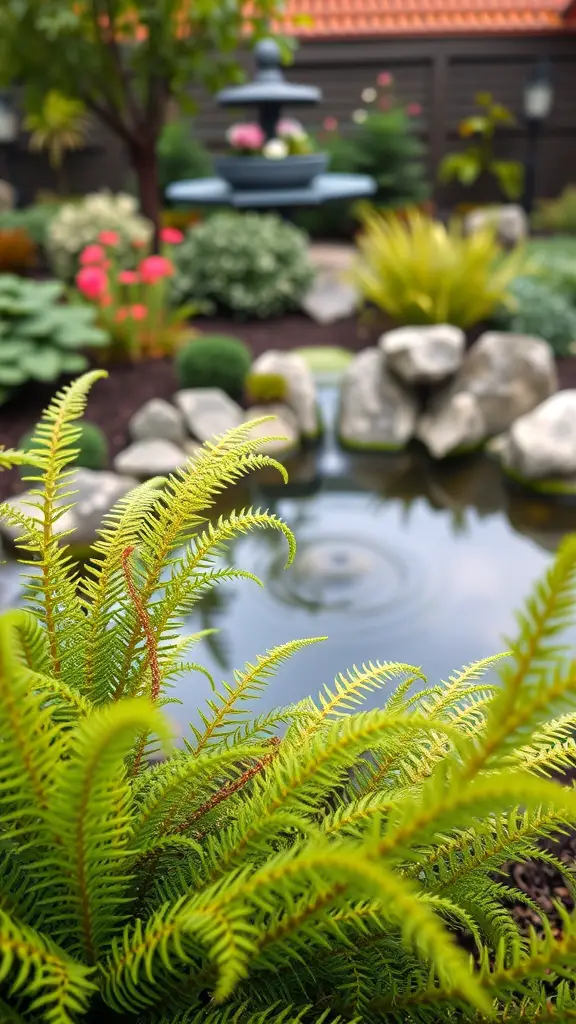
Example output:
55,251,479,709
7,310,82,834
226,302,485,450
171,211,314,319
46,191,153,279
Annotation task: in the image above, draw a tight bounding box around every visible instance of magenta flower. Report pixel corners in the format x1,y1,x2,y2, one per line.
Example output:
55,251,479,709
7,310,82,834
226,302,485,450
322,116,338,132
226,122,265,152
76,265,109,301
139,255,174,284
80,244,106,266
160,227,184,244
407,103,422,117
118,270,140,285
377,71,393,87
130,304,148,321
98,230,120,246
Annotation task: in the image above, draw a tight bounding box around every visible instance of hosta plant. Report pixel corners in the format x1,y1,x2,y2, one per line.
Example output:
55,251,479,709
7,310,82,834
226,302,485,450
0,276,108,403
4,372,576,1021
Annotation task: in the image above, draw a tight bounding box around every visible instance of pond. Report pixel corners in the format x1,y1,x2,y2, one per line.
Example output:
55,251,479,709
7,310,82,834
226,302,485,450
2,383,576,729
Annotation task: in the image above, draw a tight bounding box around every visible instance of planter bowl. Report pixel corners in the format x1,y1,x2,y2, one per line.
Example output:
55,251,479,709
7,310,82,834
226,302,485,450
215,152,329,190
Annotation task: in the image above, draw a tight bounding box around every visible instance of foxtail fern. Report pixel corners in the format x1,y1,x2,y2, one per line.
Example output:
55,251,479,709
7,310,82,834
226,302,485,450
2,372,576,1021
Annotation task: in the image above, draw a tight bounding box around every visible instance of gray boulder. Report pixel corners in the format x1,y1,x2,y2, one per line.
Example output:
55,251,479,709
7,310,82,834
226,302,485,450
464,204,528,248
0,469,137,549
339,348,417,450
114,438,187,478
129,398,186,446
417,331,557,458
243,404,300,456
380,324,465,386
495,390,576,480
251,351,318,438
174,388,243,442
302,269,358,325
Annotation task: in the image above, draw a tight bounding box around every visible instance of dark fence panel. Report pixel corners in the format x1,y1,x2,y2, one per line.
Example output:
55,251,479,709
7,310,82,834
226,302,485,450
8,32,576,207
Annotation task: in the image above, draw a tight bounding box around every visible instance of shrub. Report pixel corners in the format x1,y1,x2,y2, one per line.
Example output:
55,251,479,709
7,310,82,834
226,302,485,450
157,120,213,196
171,211,314,319
19,419,108,475
526,236,576,302
175,333,252,397
492,274,576,356
532,185,576,233
0,202,60,246
0,275,108,403
245,370,288,405
352,206,527,328
439,92,524,201
46,191,153,279
2,371,576,1021
0,227,37,273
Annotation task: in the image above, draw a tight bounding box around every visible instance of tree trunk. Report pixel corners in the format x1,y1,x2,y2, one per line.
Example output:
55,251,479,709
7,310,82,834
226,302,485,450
130,139,161,250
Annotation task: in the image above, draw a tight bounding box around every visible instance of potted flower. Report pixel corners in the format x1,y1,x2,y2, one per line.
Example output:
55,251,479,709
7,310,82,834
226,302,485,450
215,118,329,190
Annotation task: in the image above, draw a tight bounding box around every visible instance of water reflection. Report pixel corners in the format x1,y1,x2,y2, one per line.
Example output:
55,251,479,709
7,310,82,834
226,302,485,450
2,384,576,727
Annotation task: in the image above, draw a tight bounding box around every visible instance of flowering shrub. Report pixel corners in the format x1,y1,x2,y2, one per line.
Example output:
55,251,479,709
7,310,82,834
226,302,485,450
47,191,153,279
171,211,314,319
226,117,313,159
73,227,196,360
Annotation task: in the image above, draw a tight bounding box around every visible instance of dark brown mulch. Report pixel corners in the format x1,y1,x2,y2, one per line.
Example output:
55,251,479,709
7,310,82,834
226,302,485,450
0,314,379,501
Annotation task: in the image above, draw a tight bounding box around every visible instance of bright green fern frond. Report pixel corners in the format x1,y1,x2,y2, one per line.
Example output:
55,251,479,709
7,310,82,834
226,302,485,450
0,910,95,1024
189,638,326,754
305,661,425,730
45,699,171,961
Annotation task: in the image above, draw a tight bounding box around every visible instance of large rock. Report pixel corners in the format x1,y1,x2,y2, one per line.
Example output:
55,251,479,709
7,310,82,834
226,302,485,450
380,324,465,386
339,348,417,450
0,469,137,549
114,438,187,478
129,398,185,446
464,204,528,248
417,331,557,458
174,388,243,442
243,404,300,456
494,390,576,480
302,270,358,325
251,351,318,438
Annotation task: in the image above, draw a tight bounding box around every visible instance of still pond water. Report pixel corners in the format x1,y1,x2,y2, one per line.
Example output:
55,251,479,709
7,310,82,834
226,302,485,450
2,385,576,727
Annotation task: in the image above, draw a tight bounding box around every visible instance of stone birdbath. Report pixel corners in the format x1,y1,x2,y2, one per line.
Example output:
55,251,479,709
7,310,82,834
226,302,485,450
166,39,376,215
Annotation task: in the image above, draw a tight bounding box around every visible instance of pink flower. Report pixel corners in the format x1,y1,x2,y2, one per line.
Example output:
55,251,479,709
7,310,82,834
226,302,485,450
80,244,106,266
226,122,265,151
160,227,184,245
407,102,422,117
377,71,393,88
115,306,130,323
322,116,338,132
132,238,147,250
277,117,304,139
379,96,392,112
76,266,109,301
130,304,148,321
139,255,174,284
118,269,140,285
98,230,120,246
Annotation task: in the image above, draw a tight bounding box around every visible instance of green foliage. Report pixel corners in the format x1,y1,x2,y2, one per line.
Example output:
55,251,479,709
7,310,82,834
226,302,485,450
175,334,252,398
298,100,429,239
24,91,88,180
439,91,524,201
526,236,576,303
492,274,576,356
245,372,288,405
532,185,576,233
2,372,576,1019
19,419,108,476
171,212,314,319
0,275,108,404
158,121,213,197
352,206,527,328
0,203,61,247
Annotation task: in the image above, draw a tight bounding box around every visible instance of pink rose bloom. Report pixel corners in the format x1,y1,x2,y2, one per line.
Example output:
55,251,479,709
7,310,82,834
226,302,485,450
277,117,304,139
139,255,174,284
322,116,338,132
377,71,393,87
98,230,120,246
227,122,265,151
407,102,422,117
80,244,106,266
76,265,109,301
115,306,130,323
160,227,184,244
130,304,148,321
118,269,140,285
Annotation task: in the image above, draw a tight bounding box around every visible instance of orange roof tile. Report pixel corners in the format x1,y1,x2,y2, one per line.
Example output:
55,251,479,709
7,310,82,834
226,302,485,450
276,0,575,36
